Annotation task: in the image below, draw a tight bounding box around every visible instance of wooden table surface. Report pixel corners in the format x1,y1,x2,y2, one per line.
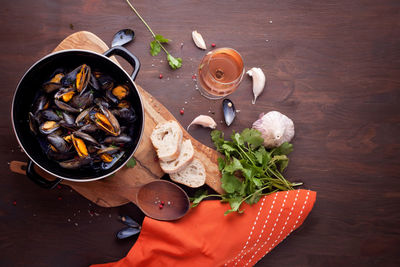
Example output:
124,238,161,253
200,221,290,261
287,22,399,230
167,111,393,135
1,0,399,266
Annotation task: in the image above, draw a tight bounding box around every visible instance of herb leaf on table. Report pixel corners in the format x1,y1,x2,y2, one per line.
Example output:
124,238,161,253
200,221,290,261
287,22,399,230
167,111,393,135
126,0,182,69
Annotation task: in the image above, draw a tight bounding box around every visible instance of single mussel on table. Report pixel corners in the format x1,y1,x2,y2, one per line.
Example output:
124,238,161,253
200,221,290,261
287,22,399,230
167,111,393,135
28,64,136,171
222,99,236,126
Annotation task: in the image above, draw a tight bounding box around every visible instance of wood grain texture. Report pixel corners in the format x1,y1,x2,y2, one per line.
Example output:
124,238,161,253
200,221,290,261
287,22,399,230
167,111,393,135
1,0,400,266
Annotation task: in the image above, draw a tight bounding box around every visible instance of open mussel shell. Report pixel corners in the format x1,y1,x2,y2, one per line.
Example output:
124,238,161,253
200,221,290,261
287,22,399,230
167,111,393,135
41,109,62,121
39,121,60,135
59,157,92,169
103,134,132,145
42,73,64,93
116,226,141,240
120,215,140,228
72,131,100,146
222,99,236,126
28,112,38,135
55,99,80,113
47,134,69,153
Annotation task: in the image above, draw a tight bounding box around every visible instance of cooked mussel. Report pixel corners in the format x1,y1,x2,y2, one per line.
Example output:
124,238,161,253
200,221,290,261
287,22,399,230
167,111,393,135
73,131,100,146
222,99,236,127
32,95,49,115
47,134,69,153
75,107,92,126
28,112,38,135
55,99,80,113
43,73,64,93
112,85,129,100
55,87,75,102
41,109,62,121
72,135,88,158
59,157,92,169
61,64,91,95
62,112,75,125
39,121,60,135
116,227,141,240
70,90,93,110
103,134,132,145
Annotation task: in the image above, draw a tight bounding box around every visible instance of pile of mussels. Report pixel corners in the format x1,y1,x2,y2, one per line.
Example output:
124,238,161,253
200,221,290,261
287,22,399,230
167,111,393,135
29,64,137,170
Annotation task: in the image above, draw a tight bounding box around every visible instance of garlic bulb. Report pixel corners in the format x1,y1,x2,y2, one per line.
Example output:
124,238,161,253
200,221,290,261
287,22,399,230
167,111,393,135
192,30,207,50
252,111,294,148
187,115,217,130
247,67,266,104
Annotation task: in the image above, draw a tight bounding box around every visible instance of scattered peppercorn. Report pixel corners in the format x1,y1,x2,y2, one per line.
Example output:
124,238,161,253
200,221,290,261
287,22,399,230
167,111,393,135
57,196,62,201
159,204,163,209
161,201,165,205
12,201,17,206
192,74,197,80
159,74,163,79
211,43,216,47
57,185,62,189
180,109,184,115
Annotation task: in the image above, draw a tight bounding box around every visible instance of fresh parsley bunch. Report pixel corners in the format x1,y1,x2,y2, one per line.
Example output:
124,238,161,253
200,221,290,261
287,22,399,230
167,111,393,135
192,128,302,215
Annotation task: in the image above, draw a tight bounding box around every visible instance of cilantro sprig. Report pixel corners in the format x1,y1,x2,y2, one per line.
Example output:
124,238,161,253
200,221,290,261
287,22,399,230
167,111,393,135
125,0,182,69
191,129,302,215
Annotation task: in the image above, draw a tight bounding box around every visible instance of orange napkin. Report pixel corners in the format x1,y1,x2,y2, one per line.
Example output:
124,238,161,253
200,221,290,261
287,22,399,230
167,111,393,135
92,189,316,267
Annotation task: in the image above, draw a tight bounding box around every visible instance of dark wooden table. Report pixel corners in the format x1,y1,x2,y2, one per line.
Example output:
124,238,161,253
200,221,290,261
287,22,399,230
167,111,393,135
1,0,399,266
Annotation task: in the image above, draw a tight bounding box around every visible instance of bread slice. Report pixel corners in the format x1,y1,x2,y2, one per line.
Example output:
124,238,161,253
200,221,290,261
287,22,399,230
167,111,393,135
170,159,206,188
150,120,183,161
160,139,194,173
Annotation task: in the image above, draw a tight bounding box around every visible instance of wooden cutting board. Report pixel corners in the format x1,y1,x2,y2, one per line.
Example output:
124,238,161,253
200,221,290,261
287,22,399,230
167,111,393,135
10,31,222,207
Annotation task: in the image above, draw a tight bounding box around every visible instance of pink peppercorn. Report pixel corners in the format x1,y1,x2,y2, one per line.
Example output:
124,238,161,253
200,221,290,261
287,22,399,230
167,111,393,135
159,74,163,79
180,109,184,115
159,204,163,209
211,43,216,47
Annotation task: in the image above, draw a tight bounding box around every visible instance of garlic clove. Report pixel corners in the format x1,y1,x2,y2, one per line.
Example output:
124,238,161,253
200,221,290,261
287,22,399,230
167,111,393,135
252,111,294,148
187,115,217,131
247,67,266,104
192,30,207,50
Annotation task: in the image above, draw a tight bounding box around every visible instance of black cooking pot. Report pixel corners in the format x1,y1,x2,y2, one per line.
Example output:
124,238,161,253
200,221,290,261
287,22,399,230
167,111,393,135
11,47,144,189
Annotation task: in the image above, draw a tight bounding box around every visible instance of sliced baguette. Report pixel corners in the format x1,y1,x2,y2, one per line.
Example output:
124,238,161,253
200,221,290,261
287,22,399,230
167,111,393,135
150,120,183,161
160,139,194,173
170,158,206,188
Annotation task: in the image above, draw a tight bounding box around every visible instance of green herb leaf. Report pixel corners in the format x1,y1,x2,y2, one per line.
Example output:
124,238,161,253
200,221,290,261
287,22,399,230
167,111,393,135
272,142,293,156
217,157,226,171
167,54,182,69
241,128,264,149
150,40,161,56
126,0,183,70
224,157,243,173
126,157,136,168
221,172,242,193
55,110,63,117
154,34,170,43
190,189,209,208
224,197,244,215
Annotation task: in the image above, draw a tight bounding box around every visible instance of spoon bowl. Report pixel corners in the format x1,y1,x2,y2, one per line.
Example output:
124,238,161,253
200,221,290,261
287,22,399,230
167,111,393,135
137,180,190,221
112,29,135,47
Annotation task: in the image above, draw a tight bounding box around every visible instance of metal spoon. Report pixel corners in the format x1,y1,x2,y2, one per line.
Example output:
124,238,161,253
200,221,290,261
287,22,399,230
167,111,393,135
111,29,135,47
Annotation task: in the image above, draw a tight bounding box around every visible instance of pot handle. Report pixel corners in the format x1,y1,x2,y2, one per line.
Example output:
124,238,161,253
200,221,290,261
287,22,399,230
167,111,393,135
26,160,62,189
103,46,141,81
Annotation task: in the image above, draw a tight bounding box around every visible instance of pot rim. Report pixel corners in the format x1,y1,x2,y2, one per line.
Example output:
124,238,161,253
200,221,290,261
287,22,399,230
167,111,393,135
11,48,145,182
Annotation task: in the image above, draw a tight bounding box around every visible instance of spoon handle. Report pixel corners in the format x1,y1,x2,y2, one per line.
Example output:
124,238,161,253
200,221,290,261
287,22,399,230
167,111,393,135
114,166,158,205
